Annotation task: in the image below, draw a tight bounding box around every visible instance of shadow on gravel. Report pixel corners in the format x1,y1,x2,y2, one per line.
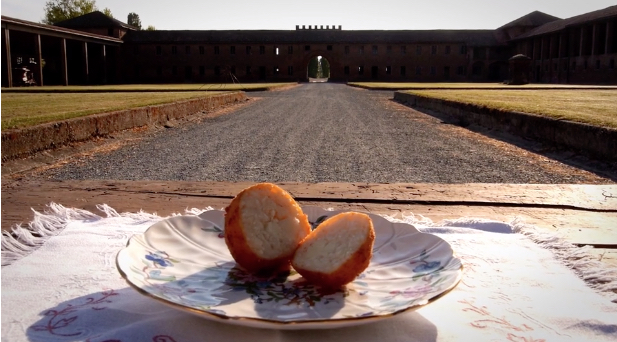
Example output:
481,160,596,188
391,99,617,183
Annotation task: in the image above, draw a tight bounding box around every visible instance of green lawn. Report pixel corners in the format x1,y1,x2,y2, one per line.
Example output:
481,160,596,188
1,82,297,93
402,89,617,129
349,82,617,90
1,91,228,130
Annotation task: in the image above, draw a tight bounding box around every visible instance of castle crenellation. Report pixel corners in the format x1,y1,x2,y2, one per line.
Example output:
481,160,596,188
296,25,342,30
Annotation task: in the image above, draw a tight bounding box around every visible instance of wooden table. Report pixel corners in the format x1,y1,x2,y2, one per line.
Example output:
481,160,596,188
2,180,616,269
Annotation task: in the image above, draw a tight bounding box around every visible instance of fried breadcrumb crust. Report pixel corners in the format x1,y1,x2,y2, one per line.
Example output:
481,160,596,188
292,212,375,289
224,183,310,274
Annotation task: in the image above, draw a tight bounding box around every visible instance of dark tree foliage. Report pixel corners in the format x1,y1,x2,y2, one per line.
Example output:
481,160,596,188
308,57,319,78
42,0,97,25
102,7,113,18
320,58,330,78
308,57,330,78
127,12,142,30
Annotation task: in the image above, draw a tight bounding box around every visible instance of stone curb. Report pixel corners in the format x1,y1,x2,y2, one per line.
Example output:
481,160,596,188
393,91,617,161
1,86,287,93
348,84,617,91
1,91,247,161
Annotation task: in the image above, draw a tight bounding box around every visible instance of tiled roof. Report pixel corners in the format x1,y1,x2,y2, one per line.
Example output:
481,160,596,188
123,29,502,46
498,11,561,30
1,15,123,43
54,11,135,30
513,5,617,39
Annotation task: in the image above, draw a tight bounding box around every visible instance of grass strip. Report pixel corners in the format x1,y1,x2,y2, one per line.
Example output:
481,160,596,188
2,91,227,130
402,89,617,129
349,82,617,90
1,83,296,93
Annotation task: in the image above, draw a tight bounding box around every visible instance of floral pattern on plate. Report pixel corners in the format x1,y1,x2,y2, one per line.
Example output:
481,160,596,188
116,206,462,329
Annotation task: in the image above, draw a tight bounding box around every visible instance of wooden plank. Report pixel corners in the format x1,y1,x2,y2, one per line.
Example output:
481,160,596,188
8,180,616,210
60,38,68,86
588,249,617,268
2,180,616,247
3,180,616,271
36,34,43,86
2,19,123,45
4,27,12,88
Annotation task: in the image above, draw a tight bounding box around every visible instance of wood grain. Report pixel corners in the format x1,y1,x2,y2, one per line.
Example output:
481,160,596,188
5,180,616,209
3,180,616,268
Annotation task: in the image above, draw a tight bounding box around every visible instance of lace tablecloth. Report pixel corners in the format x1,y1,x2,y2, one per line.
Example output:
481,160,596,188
2,204,616,342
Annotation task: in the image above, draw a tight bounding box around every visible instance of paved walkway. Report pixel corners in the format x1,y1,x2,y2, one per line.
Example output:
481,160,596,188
41,83,613,183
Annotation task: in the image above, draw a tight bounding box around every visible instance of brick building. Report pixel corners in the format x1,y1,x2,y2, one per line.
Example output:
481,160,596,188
2,5,616,86
509,7,617,84
1,12,127,87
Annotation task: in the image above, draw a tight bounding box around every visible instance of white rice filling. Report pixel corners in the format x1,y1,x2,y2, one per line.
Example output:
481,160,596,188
294,214,369,273
239,188,304,259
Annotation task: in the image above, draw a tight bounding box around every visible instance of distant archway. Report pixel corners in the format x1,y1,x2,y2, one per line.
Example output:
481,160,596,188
307,55,330,82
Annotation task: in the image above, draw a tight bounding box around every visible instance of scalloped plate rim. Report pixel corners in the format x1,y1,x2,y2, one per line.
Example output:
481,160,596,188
116,206,462,330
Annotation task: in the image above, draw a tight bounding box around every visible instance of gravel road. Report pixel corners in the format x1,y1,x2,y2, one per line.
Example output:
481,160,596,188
46,83,614,183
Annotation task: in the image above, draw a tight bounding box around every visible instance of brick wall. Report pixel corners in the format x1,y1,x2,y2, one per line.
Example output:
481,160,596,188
121,41,509,83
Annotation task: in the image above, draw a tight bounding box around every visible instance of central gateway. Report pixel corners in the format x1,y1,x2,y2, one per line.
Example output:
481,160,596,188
306,54,332,82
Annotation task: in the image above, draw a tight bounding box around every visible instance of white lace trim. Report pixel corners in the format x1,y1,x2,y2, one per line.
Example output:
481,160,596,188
2,203,615,302
400,214,617,302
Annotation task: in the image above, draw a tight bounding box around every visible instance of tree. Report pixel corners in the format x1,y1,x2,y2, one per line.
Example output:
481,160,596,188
42,0,98,25
102,7,113,18
307,57,319,78
320,58,330,78
127,12,142,30
146,25,156,31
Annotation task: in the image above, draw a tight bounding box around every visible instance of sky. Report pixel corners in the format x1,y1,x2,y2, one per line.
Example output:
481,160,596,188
2,0,616,31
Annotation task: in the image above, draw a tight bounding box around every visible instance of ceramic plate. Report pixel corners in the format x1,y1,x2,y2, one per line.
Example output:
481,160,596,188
116,206,462,329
